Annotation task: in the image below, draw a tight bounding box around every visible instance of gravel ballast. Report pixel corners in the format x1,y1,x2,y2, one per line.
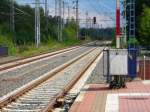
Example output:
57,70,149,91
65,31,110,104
2,48,101,111
87,51,107,84
0,56,20,65
0,46,93,97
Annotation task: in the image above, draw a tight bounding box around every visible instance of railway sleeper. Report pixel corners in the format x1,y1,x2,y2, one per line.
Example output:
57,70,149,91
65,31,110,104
29,88,61,93
4,104,45,110
15,100,50,104
20,96,54,99
7,102,46,107
18,98,51,102
1,108,41,112
27,92,58,96
6,102,47,109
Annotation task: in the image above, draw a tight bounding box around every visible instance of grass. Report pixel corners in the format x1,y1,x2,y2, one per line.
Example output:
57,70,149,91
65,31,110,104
0,30,91,58
14,38,90,58
0,34,17,55
16,42,65,57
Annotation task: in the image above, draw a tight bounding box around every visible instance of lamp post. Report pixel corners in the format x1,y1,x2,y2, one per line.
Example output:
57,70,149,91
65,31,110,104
35,0,40,48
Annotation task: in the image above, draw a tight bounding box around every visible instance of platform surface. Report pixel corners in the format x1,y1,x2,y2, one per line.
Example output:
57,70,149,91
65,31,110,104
69,80,150,112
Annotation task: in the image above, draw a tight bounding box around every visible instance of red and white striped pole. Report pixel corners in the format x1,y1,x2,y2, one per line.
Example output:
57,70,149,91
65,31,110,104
116,0,120,48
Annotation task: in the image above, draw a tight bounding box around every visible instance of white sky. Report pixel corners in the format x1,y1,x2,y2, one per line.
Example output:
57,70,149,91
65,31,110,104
16,0,125,28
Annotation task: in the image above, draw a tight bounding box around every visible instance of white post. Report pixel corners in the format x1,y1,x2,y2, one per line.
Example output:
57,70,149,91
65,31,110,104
76,0,79,39
35,0,40,48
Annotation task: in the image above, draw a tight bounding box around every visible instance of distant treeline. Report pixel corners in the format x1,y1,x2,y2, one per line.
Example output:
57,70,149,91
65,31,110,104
0,0,78,46
80,27,115,40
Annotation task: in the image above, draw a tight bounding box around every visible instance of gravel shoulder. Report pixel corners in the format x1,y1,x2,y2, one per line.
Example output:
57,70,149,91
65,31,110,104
87,51,107,84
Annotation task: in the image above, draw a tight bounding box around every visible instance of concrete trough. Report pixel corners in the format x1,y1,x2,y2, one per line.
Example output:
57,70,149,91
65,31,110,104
0,47,8,57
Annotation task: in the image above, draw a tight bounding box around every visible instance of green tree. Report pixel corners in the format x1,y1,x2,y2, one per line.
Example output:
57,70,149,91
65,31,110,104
0,0,79,47
63,19,77,40
138,7,150,45
134,0,150,46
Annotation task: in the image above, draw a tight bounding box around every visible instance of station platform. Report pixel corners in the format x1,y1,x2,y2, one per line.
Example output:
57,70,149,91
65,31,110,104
69,80,150,112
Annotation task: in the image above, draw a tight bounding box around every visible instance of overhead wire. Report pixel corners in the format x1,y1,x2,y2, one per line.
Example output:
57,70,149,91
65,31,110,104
87,0,115,21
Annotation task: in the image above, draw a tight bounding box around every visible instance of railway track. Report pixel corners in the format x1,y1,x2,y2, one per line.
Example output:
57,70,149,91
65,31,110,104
0,46,80,71
0,47,103,112
0,41,96,71
0,46,93,98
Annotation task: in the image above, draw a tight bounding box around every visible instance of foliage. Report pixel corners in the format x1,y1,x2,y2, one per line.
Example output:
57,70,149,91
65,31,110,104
80,27,115,40
138,7,150,46
135,0,150,17
0,0,81,56
16,39,65,57
63,19,77,40
127,38,139,45
0,28,17,55
125,0,150,46
135,0,150,46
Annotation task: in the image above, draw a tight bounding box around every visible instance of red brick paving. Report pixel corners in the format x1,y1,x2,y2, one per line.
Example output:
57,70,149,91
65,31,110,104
119,96,150,112
69,81,150,112
77,91,96,112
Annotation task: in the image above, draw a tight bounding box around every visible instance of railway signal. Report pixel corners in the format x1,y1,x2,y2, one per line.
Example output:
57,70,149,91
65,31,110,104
93,17,96,24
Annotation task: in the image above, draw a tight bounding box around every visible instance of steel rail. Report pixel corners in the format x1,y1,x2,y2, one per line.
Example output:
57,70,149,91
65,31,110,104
0,46,80,71
0,48,96,109
0,46,80,65
0,41,97,72
42,48,103,112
